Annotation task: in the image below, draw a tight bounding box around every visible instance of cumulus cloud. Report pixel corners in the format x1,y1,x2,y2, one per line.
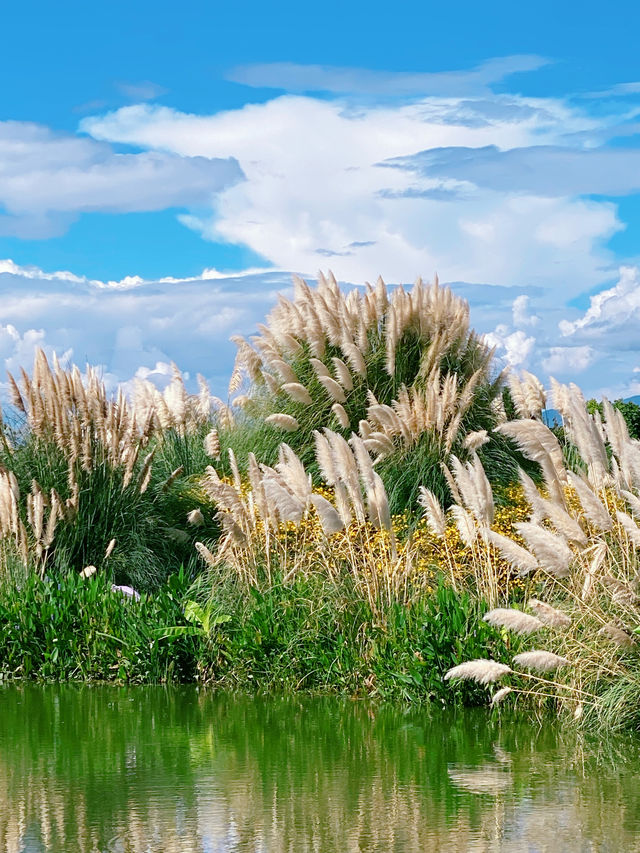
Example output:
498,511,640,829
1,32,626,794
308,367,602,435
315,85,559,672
226,55,549,96
559,266,640,341
0,120,242,238
542,346,597,374
81,91,623,293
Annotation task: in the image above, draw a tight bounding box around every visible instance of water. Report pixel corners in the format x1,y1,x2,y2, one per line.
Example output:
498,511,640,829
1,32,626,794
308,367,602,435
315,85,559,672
0,686,639,852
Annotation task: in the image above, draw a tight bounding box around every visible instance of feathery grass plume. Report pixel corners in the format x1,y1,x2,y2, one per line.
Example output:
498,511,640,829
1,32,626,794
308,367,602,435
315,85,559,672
514,521,574,576
551,380,609,487
580,539,607,601
187,509,204,526
484,529,539,576
104,538,116,560
418,486,446,538
497,419,567,505
527,599,572,629
483,608,543,635
491,686,513,705
265,413,299,432
599,623,635,648
331,403,350,429
464,429,489,451
615,510,640,548
309,493,345,535
508,370,546,419
204,428,220,460
567,472,613,531
444,659,512,685
282,382,313,405
450,505,477,548
80,565,97,578
512,650,570,672
449,454,494,526
621,488,640,521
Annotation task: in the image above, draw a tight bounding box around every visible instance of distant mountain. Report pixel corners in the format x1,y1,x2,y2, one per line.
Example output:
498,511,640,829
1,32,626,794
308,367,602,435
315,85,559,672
624,396,640,406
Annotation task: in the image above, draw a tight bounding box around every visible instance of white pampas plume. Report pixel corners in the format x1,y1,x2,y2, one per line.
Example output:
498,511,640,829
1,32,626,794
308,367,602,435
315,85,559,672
491,686,513,706
451,505,477,547
204,429,220,460
314,429,338,485
513,651,570,672
567,472,612,531
485,529,539,576
265,413,299,432
418,487,446,538
331,403,350,429
581,540,606,601
104,538,116,560
270,358,298,384
599,623,635,648
621,489,640,521
309,493,345,535
318,375,347,403
282,382,313,405
464,430,489,451
331,357,354,391
231,394,250,408
187,508,204,526
527,599,571,629
309,358,331,379
262,477,305,524
445,659,512,685
616,510,640,547
275,443,312,504
195,541,217,568
483,608,543,635
80,565,97,579
514,522,574,577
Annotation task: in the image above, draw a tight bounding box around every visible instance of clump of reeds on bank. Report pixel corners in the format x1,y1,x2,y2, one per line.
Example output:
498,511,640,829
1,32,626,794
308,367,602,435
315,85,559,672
0,351,218,590
222,273,526,511
441,378,640,729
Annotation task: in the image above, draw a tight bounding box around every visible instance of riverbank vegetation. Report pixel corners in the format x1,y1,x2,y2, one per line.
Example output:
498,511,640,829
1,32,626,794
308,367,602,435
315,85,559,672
0,274,638,730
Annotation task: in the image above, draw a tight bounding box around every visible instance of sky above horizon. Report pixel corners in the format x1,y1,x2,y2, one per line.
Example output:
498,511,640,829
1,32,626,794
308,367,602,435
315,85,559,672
3,0,640,399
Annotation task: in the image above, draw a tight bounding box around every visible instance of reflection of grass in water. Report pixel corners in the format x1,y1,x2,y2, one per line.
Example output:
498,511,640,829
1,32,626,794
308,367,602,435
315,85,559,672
1,687,640,852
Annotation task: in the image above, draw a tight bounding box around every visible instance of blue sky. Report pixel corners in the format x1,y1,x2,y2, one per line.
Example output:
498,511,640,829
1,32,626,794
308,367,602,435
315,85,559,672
3,0,640,398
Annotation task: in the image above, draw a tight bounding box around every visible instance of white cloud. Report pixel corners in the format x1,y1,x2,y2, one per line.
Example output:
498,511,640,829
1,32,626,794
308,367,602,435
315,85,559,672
80,93,622,294
484,327,536,367
559,266,640,339
226,55,550,96
0,121,242,237
512,294,540,327
542,346,597,374
0,259,290,396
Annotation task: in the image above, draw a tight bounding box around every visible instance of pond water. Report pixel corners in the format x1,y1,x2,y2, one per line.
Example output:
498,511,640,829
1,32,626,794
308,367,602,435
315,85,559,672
0,686,639,852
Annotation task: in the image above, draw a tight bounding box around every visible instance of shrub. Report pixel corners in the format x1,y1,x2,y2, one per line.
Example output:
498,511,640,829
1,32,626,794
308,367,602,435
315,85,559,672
222,273,520,510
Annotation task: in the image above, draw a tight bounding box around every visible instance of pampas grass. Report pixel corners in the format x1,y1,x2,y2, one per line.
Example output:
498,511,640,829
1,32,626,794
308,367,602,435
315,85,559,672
483,608,543,635
512,651,570,672
445,659,512,685
222,272,516,511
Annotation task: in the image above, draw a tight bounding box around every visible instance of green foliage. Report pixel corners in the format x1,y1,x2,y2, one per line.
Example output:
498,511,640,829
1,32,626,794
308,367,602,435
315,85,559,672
0,569,199,682
586,397,640,440
0,422,219,592
199,575,515,704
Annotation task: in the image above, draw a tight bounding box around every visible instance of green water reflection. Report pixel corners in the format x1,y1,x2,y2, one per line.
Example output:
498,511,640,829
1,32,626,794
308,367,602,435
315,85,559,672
0,685,638,852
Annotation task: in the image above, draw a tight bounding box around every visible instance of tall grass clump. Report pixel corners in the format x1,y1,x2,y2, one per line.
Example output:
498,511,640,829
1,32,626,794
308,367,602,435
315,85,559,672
0,352,218,590
223,272,522,510
439,377,640,729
